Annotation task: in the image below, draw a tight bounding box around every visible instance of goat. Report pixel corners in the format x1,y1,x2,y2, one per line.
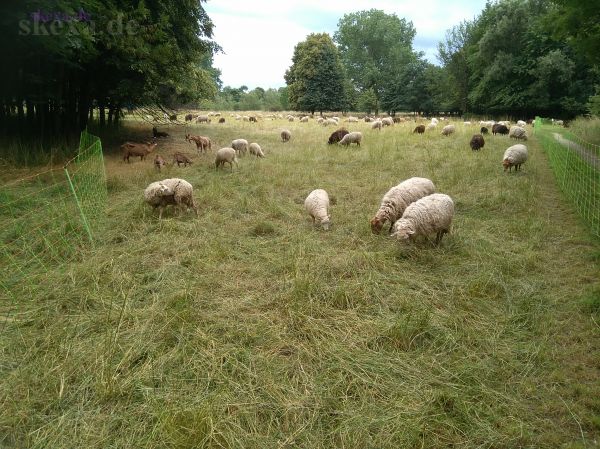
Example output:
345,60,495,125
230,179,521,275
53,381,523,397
122,141,157,163
172,151,193,167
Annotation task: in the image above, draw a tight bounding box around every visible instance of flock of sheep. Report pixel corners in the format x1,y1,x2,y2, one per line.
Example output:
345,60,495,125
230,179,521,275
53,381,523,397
131,112,533,245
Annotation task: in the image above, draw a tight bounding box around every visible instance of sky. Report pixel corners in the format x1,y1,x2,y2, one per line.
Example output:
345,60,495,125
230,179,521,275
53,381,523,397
204,0,488,90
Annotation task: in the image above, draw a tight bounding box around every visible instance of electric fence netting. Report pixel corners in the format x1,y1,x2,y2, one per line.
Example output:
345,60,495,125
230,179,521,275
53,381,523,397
0,130,107,329
534,117,600,238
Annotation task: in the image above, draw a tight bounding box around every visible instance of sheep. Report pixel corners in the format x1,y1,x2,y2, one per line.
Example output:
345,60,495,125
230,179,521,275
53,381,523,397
517,120,527,127
509,126,528,140
364,116,373,122
480,126,489,134
144,178,198,219
470,134,485,151
426,123,437,131
347,116,359,123
371,120,382,131
121,141,157,163
492,124,509,135
430,118,439,125
185,113,194,122
382,117,394,127
441,124,456,136
218,117,225,124
316,117,324,124
281,129,291,142
288,116,295,122
338,131,363,146
154,154,166,171
413,125,425,134
231,138,249,155
185,134,211,153
323,118,337,126
215,147,238,171
463,121,472,125
300,116,309,123
152,127,169,138
327,128,349,145
248,142,265,158
502,144,528,172
391,193,454,245
304,189,330,230
393,117,402,123
196,115,211,123
249,116,257,123
370,177,436,234
172,151,193,167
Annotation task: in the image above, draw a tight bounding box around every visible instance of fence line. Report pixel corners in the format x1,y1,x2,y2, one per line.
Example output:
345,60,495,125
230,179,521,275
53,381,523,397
534,117,600,237
0,130,107,329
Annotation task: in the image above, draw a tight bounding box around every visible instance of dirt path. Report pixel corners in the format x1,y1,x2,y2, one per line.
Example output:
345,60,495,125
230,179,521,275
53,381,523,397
552,132,600,170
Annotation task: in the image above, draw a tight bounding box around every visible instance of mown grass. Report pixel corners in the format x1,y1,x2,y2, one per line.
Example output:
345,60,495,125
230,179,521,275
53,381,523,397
1,116,599,448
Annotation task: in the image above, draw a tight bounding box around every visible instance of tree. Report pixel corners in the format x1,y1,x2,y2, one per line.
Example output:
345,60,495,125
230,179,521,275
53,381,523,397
334,9,417,114
284,33,347,114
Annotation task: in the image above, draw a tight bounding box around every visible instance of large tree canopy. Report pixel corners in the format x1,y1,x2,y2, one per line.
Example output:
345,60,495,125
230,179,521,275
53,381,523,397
284,33,347,114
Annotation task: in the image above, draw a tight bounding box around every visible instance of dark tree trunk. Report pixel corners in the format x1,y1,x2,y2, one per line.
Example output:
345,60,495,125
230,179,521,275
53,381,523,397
99,101,105,126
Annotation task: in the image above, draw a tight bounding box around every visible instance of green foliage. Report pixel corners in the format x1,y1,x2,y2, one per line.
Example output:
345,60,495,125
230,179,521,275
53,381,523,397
285,33,347,113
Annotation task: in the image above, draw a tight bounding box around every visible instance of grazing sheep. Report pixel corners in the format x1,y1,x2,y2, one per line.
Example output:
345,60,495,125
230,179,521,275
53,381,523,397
470,134,485,151
430,118,439,125
381,117,394,127
339,131,363,146
185,113,193,122
248,142,265,158
242,116,250,122
154,154,166,171
517,120,527,127
503,144,528,172
231,138,249,155
196,115,211,123
185,134,211,153
347,116,359,123
288,116,295,122
391,193,454,245
218,117,225,124
215,147,238,171
370,177,436,234
509,125,528,140
300,116,309,123
393,117,402,123
173,152,193,167
426,123,437,131
249,116,257,123
327,128,349,145
364,116,373,122
121,141,157,163
371,120,382,131
413,125,425,134
304,189,330,230
323,118,337,126
316,117,324,124
480,126,489,134
281,129,291,142
441,124,456,136
144,178,198,219
492,124,509,135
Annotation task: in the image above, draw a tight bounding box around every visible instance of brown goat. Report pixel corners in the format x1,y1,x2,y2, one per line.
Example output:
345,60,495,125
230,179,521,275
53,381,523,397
185,134,212,153
122,141,157,163
413,125,425,134
154,154,166,171
172,151,193,167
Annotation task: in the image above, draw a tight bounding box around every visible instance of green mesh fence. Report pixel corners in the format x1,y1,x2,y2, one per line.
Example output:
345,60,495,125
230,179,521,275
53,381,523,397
534,117,600,237
0,130,107,327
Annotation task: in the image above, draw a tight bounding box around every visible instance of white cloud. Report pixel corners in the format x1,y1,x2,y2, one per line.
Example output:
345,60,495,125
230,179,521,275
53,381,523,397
204,0,487,89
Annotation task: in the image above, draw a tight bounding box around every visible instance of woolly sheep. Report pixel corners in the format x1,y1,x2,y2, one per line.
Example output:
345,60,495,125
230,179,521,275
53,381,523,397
441,124,456,136
517,120,527,127
304,189,330,230
215,147,238,171
281,129,291,142
316,117,324,124
196,115,211,123
248,142,265,158
426,123,437,131
231,138,249,155
144,178,198,219
470,134,485,151
338,131,362,146
391,193,454,245
347,116,359,123
370,177,436,234
503,144,528,172
381,117,394,127
300,116,309,123
509,125,528,140
371,120,382,131
431,118,439,125
492,124,509,135
413,125,425,134
327,128,349,145
480,126,489,134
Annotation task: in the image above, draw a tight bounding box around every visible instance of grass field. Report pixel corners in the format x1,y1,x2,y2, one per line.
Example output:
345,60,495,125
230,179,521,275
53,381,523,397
2,116,600,448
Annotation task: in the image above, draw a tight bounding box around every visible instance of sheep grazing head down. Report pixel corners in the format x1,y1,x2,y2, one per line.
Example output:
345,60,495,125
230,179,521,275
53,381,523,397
370,217,384,234
320,216,331,231
390,221,415,242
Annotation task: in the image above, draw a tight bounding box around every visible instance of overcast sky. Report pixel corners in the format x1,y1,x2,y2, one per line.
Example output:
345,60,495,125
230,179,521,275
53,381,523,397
204,0,488,90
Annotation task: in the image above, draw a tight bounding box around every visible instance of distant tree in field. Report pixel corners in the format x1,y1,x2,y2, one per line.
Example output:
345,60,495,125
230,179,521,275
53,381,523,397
284,33,347,114
334,9,417,114
278,87,290,111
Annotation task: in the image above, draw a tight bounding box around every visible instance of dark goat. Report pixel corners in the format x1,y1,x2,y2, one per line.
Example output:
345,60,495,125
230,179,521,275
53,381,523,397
154,154,166,171
172,152,193,167
153,127,169,138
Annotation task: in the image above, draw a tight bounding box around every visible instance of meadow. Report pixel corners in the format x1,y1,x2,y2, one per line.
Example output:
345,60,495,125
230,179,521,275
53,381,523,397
1,115,599,448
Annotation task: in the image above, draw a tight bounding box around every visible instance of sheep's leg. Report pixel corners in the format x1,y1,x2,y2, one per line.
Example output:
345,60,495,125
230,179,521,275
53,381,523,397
158,206,164,219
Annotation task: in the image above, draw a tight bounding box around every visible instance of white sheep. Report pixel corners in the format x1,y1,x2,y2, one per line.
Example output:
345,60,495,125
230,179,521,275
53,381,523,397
381,117,394,127
215,147,238,171
371,120,382,130
300,116,309,123
517,120,527,127
391,193,454,245
502,144,528,172
338,131,363,146
231,138,249,155
508,125,528,140
196,115,210,123
248,142,265,158
426,123,437,131
347,116,359,123
370,177,436,234
281,129,291,142
304,189,330,230
431,118,439,125
144,178,198,219
441,124,456,136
